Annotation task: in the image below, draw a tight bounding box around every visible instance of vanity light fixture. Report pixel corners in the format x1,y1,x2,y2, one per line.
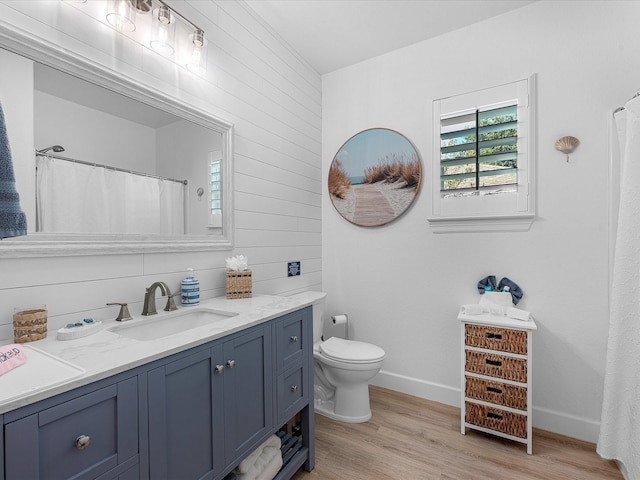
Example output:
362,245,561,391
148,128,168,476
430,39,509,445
106,0,136,32
186,28,208,75
150,4,175,55
67,0,208,75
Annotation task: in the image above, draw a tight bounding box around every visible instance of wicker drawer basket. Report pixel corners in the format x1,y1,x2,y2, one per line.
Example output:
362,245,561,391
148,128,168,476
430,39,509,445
465,402,527,439
465,350,527,383
465,376,527,410
226,271,252,299
465,324,527,354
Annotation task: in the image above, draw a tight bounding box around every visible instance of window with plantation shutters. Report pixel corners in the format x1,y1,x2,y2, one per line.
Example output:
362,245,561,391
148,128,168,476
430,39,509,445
208,150,222,228
440,103,518,192
430,77,536,232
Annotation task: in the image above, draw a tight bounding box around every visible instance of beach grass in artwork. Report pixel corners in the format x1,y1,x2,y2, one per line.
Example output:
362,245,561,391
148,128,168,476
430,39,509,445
329,128,422,227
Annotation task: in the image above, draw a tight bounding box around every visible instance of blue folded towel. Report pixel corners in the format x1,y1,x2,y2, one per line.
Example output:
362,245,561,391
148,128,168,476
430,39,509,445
0,101,27,238
477,275,497,294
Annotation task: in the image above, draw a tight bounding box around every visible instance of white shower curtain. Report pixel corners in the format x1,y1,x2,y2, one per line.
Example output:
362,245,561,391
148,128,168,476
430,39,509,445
36,156,185,235
597,96,640,480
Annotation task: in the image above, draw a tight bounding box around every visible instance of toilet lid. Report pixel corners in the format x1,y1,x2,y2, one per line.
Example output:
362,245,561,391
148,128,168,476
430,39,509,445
319,337,385,363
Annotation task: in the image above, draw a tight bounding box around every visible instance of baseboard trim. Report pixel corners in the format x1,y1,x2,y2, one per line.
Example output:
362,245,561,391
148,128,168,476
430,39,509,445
532,405,601,444
371,370,460,408
371,370,601,444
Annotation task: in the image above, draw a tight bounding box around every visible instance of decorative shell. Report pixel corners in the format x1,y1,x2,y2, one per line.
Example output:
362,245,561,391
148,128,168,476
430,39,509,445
555,136,580,155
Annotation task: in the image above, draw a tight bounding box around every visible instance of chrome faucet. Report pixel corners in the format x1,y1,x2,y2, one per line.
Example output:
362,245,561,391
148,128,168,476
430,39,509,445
142,281,178,316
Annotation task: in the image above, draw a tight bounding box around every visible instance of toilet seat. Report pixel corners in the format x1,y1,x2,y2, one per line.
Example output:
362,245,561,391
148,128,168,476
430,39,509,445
319,337,385,364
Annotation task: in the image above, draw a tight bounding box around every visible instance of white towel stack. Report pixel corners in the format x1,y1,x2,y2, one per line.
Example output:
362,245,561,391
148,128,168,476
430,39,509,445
460,298,533,322
234,435,282,480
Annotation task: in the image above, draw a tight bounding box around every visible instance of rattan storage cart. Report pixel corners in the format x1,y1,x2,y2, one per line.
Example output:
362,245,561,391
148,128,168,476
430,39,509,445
458,311,537,454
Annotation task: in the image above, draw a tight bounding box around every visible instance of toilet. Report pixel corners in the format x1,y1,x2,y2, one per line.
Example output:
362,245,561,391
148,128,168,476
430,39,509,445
310,293,385,423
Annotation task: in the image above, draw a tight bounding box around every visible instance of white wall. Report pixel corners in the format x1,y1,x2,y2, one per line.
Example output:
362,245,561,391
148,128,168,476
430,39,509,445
322,0,640,443
34,91,157,174
0,1,321,340
156,119,220,235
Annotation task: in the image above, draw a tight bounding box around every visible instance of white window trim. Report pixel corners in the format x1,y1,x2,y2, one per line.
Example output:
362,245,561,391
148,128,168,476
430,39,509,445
429,76,536,233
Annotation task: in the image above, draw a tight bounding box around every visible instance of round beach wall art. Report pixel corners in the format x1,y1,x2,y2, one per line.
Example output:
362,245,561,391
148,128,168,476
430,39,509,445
328,128,422,227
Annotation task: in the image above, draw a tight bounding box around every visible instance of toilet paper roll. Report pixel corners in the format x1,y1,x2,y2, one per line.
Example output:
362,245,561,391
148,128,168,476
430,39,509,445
331,314,348,325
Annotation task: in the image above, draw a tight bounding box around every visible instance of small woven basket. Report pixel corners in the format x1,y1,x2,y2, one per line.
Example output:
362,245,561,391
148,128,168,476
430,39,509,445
465,376,527,410
465,402,527,438
465,324,527,354
226,271,252,299
465,350,527,383
13,307,48,343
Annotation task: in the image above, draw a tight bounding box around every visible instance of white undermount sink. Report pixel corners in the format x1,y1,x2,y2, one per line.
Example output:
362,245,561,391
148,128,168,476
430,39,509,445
108,308,238,341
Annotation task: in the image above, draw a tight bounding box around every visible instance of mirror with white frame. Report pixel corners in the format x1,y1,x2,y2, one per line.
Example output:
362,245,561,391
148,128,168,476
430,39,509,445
0,30,233,258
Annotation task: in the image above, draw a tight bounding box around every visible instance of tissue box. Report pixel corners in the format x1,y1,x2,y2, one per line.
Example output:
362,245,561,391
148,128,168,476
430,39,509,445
226,271,252,299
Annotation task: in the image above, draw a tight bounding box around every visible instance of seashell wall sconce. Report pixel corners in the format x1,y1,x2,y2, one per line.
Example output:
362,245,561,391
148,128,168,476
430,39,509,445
555,136,580,162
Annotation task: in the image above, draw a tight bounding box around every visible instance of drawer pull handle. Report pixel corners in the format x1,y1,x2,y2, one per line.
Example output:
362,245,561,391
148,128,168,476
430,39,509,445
75,435,91,450
486,359,502,367
487,386,503,394
215,364,225,374
290,335,298,343
486,333,502,340
487,412,503,421
291,385,298,392
226,359,236,369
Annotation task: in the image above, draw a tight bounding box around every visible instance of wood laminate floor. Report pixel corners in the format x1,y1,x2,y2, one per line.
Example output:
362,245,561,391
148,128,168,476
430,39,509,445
292,386,622,480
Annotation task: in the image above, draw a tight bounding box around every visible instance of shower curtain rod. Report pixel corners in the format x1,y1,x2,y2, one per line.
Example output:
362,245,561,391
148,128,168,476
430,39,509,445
614,91,640,114
35,150,188,185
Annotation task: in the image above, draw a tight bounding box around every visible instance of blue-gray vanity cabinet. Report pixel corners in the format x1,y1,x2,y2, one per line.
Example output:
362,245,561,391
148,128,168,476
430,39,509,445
1,306,314,480
222,325,274,465
272,308,315,479
147,325,273,479
275,310,310,425
3,376,139,480
147,346,224,480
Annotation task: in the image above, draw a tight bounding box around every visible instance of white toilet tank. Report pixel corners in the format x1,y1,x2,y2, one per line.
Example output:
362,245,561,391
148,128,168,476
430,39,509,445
312,294,326,343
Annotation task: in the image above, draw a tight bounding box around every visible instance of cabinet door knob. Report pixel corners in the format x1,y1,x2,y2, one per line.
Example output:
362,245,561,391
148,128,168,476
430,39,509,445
226,359,236,369
290,335,298,343
290,385,298,392
214,364,225,374
75,435,91,450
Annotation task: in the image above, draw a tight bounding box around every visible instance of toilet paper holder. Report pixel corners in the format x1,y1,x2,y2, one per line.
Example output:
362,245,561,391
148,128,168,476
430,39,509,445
331,314,348,325
330,314,349,339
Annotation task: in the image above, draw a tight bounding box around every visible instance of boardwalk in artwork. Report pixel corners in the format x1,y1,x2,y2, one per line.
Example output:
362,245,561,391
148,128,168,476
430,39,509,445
352,183,396,226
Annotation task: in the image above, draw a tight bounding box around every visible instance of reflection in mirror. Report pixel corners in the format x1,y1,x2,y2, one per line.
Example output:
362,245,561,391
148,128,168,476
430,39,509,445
0,33,233,257
34,63,220,236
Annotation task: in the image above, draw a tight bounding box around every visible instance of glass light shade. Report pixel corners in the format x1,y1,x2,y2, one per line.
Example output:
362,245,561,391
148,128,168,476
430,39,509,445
150,6,175,55
106,0,136,32
186,32,208,75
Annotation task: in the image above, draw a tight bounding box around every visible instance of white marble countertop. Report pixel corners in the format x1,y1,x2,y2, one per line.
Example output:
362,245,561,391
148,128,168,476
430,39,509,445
0,292,323,415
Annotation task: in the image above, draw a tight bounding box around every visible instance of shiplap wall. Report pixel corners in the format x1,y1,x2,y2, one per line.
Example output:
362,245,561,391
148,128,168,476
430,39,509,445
0,0,321,341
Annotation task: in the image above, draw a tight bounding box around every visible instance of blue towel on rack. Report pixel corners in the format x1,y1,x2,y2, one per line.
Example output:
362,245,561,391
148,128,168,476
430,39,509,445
0,101,27,238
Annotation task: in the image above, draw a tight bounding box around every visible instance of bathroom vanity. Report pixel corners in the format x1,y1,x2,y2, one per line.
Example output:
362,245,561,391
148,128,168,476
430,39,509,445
0,295,317,480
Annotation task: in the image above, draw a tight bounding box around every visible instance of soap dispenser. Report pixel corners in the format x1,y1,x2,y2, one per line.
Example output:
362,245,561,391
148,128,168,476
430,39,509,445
181,268,200,306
